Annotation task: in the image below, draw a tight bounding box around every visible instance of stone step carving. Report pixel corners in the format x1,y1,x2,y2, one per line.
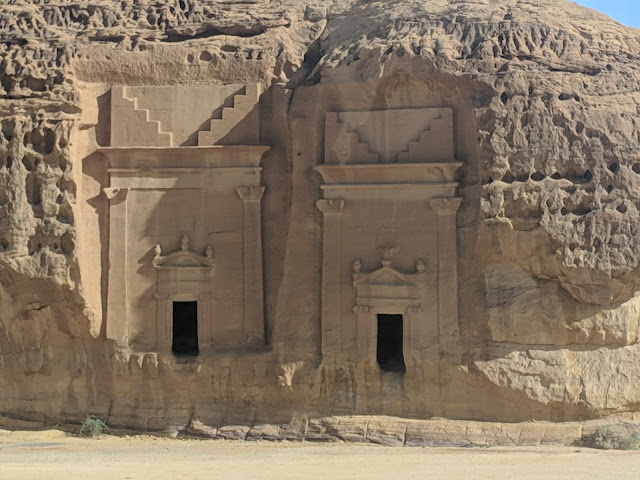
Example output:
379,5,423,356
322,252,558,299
396,113,454,163
197,83,261,146
325,112,380,164
110,86,173,147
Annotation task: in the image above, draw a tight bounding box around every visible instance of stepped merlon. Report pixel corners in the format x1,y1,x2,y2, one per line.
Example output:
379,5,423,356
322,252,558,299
110,86,173,147
197,83,261,146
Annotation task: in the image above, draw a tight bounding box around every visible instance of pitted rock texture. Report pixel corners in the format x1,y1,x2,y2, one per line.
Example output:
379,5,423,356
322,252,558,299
1,0,640,429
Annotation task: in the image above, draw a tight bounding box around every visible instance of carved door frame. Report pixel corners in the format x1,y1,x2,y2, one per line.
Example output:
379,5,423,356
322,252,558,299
153,237,215,353
352,257,426,370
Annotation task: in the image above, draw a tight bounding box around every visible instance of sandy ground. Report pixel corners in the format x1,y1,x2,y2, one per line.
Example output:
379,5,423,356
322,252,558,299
1,429,639,480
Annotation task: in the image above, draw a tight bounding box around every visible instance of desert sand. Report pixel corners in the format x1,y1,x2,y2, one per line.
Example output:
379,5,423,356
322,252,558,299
0,429,638,480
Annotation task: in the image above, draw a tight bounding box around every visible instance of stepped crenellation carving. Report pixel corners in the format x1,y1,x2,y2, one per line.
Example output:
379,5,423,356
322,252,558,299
110,83,261,148
197,83,261,146
324,108,455,164
111,86,174,147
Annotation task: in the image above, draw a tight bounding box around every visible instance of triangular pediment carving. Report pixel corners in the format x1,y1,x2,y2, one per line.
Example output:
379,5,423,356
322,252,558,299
152,235,214,269
354,266,417,288
352,250,426,301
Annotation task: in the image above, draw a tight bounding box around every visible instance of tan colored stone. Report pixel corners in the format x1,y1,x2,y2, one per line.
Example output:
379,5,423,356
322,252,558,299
2,0,640,432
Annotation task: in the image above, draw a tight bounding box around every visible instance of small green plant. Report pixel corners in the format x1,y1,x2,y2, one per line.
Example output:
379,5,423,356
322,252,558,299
79,415,109,438
579,425,640,451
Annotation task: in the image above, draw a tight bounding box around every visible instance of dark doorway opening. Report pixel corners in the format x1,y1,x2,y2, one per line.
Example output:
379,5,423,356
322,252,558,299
172,301,199,356
376,314,405,373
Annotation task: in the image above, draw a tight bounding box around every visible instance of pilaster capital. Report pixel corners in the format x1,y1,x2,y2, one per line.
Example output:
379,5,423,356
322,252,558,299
429,197,462,215
237,186,265,201
353,305,369,315
316,199,345,215
103,187,129,203
405,304,423,316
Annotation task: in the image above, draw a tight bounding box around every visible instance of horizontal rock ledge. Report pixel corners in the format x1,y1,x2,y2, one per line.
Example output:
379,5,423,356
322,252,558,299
3,413,639,448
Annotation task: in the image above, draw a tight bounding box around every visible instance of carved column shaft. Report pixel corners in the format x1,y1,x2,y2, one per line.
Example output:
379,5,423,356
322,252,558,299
429,197,462,359
317,199,345,356
237,186,266,344
105,187,129,344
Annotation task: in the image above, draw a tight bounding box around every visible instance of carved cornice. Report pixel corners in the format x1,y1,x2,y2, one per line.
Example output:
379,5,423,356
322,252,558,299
429,197,462,214
316,199,345,215
237,186,265,201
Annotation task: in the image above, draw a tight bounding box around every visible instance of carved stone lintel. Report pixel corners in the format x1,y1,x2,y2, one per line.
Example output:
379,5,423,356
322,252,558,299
103,187,129,203
316,199,345,215
237,186,265,201
429,197,462,214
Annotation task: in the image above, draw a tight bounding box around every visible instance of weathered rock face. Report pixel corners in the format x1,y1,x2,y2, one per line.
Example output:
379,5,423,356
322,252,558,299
1,0,640,429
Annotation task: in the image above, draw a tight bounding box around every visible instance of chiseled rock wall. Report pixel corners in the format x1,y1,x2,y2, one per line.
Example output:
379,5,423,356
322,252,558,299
1,0,640,428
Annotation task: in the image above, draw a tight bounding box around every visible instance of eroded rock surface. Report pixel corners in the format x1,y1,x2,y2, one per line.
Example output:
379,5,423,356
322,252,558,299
1,0,640,428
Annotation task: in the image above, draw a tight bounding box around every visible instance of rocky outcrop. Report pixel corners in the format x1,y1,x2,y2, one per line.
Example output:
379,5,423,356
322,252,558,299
1,0,640,428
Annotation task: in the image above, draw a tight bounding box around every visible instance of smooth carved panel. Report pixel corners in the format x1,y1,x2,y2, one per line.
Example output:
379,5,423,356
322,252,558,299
325,108,454,165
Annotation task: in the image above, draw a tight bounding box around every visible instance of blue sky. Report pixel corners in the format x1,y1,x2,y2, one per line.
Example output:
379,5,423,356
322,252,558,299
574,1,640,28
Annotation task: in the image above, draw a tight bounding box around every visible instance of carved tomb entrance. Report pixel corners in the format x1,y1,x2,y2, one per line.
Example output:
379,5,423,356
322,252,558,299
99,84,268,354
316,107,463,371
172,301,198,356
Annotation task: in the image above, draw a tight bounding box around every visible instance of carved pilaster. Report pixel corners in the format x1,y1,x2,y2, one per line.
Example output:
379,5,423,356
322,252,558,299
153,292,171,351
237,186,265,344
198,292,214,350
353,305,371,361
104,187,129,344
317,199,345,356
404,304,423,358
428,197,462,359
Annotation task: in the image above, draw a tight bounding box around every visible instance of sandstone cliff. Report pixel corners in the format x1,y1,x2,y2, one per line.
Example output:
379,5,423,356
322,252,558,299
1,0,640,429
